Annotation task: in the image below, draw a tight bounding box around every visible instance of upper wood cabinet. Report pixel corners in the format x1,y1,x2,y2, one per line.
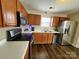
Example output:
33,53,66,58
0,10,2,27
28,14,41,25
51,16,69,27
35,15,41,25
52,16,60,27
59,17,69,22
17,0,22,13
28,14,35,25
1,0,17,26
17,0,28,19
21,6,28,18
0,1,2,27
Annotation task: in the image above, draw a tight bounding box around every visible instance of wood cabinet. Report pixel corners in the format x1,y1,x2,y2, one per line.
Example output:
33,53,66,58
34,15,41,25
21,6,28,18
17,0,28,20
28,14,41,25
24,46,29,59
17,0,22,13
28,14,34,25
33,33,52,44
33,33,42,44
59,17,69,23
47,33,53,44
20,3,28,19
1,0,17,26
52,16,60,27
42,33,48,43
51,16,69,27
0,0,28,27
0,10,2,27
0,1,2,27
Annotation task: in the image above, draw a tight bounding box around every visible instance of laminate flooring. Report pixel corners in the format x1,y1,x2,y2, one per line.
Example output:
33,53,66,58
32,44,79,59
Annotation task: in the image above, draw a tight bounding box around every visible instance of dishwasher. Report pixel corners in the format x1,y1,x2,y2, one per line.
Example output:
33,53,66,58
52,33,60,44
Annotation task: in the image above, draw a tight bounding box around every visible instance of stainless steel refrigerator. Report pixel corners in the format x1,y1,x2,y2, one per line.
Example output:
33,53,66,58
58,21,77,45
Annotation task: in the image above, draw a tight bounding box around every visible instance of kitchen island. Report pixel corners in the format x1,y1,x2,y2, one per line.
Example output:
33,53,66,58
21,26,60,44
0,41,29,59
22,26,59,34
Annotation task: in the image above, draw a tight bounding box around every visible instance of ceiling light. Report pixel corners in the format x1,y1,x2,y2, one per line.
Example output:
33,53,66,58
49,7,53,9
49,6,55,10
60,0,65,2
45,11,47,14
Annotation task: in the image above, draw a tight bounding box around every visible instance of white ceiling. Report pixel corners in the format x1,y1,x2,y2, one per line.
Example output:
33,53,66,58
20,0,79,14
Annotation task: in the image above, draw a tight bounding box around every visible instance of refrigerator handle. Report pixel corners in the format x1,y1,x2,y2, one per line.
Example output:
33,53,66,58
67,25,70,34
64,25,70,34
64,29,66,34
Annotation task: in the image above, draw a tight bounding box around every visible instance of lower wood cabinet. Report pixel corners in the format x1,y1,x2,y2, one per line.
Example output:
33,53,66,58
33,33,53,44
47,33,53,44
24,46,29,59
33,33,42,44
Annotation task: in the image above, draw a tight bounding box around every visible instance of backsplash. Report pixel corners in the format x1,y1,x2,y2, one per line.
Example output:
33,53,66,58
21,25,55,32
0,28,6,41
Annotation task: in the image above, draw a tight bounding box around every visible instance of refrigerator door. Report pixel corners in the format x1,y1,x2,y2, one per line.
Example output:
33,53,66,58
57,21,68,34
61,21,76,45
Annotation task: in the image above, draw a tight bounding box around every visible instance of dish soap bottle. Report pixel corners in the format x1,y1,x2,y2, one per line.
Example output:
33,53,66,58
28,24,32,31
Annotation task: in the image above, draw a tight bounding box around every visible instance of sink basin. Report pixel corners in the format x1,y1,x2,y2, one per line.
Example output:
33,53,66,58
41,30,52,32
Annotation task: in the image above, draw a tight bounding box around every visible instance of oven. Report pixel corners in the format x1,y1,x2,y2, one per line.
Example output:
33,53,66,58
6,28,33,59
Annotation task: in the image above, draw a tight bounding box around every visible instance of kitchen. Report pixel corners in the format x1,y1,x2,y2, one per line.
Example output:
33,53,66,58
0,0,79,59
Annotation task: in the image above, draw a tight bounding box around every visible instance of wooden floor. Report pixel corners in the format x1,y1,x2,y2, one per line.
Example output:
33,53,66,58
32,44,79,59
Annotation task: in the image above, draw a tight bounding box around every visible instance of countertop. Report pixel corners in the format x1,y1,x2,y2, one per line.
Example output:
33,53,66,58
22,30,60,33
21,26,60,34
0,41,29,59
22,30,60,34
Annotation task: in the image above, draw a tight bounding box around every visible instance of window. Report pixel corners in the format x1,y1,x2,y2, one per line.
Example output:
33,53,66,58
41,17,51,27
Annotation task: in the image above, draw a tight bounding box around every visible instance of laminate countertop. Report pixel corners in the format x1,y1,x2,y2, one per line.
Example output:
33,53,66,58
22,30,60,34
0,41,29,59
21,26,60,34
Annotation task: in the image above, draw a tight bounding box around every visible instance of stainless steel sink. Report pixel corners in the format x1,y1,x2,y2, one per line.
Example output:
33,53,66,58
41,30,52,32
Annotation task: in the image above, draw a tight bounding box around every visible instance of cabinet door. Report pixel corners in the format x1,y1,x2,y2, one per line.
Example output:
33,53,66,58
28,14,41,25
33,33,43,44
33,33,52,44
17,0,28,21
60,17,69,22
24,46,29,59
47,33,52,44
28,14,34,25
60,17,69,20
1,0,17,26
34,15,41,25
52,16,60,27
0,2,2,27
42,33,48,44
17,0,22,12
21,5,28,18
